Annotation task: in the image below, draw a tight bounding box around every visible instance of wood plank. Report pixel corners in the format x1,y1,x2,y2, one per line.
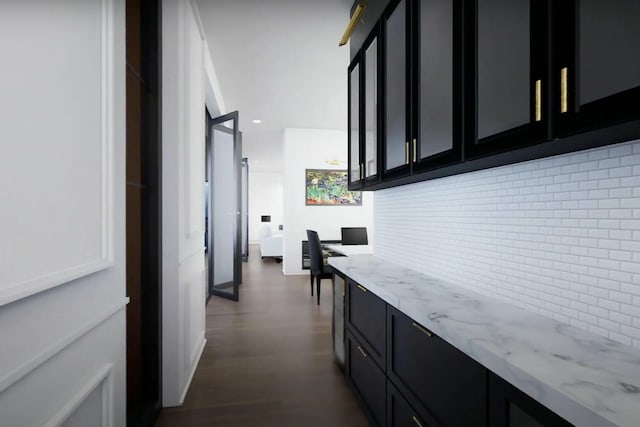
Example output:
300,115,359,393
154,245,368,427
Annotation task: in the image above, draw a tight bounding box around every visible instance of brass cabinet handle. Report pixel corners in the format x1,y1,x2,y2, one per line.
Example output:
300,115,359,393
535,79,542,122
412,415,424,427
342,280,345,297
561,67,568,113
412,322,433,337
412,138,417,162
357,345,367,358
357,284,367,293
405,141,409,164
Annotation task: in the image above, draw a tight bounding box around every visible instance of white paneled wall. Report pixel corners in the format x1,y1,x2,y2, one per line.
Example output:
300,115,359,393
375,139,640,349
161,0,207,406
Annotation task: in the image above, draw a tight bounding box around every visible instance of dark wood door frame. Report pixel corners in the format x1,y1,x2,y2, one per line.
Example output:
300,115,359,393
126,0,162,426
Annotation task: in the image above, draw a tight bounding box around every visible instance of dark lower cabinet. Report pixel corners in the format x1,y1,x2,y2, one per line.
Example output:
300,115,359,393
388,381,438,427
489,372,574,427
387,306,487,427
346,331,387,427
332,273,346,368
347,280,387,367
339,274,574,427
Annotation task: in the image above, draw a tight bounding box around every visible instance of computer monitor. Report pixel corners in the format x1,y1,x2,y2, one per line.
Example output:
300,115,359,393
341,227,368,245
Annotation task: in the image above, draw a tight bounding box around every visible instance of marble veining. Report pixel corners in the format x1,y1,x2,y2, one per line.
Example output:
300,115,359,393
328,255,640,427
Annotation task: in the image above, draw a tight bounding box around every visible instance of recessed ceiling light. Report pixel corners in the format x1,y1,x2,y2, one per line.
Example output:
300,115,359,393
252,119,262,124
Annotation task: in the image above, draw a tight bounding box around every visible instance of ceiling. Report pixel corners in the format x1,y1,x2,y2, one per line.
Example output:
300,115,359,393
196,0,354,173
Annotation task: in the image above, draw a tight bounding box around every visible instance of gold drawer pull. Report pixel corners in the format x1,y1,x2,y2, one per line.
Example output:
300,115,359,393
357,345,367,358
357,284,367,293
412,138,417,162
405,141,409,164
561,67,568,113
535,79,542,122
342,281,345,297
412,415,424,427
412,322,433,337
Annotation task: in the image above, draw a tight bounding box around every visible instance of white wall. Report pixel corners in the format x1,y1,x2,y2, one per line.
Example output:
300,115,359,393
375,139,640,349
282,128,374,275
161,0,207,407
248,171,283,243
0,0,126,425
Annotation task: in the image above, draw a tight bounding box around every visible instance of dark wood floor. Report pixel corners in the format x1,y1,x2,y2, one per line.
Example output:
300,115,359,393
154,245,368,427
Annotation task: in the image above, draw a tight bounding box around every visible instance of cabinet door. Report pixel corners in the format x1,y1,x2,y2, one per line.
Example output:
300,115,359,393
388,381,439,427
412,0,463,173
332,273,346,368
554,0,640,138
468,0,549,158
348,54,363,189
489,372,574,427
363,28,380,183
346,332,386,427
346,280,386,367
387,306,487,427
382,0,411,179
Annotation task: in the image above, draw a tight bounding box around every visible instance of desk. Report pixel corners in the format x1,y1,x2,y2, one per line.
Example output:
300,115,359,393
324,244,372,256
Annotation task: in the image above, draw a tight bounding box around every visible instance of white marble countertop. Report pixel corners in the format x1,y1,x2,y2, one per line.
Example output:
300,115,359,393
328,254,640,427
324,244,373,256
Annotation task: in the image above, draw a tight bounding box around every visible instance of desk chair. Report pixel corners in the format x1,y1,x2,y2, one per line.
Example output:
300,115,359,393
306,230,332,305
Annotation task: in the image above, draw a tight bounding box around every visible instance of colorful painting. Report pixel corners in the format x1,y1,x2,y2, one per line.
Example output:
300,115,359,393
305,169,362,206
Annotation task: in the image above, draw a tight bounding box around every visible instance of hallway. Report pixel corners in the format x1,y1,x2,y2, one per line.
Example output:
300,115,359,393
154,246,368,427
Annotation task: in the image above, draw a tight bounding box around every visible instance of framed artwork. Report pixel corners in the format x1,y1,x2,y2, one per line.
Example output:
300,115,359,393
305,169,362,206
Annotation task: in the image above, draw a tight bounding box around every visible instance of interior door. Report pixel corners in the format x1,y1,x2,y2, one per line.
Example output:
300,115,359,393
208,111,242,301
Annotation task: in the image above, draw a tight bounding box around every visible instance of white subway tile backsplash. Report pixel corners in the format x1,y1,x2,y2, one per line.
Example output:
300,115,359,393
375,139,640,349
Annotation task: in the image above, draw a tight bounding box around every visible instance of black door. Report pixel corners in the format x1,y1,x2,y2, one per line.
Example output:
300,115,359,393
467,0,550,159
207,111,242,301
348,53,364,189
382,0,412,180
553,0,640,139
411,0,464,173
362,26,381,185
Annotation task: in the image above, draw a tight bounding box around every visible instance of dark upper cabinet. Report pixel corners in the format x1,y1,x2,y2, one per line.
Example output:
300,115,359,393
348,54,363,188
382,0,411,180
467,0,550,159
346,0,640,190
363,28,381,183
412,0,463,173
489,372,574,427
366,0,466,183
349,0,390,62
553,0,640,138
349,31,381,191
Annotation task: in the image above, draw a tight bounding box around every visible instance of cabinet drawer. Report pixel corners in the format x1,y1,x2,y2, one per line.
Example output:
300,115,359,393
489,372,574,427
388,381,439,427
387,306,487,427
347,280,386,366
346,331,386,427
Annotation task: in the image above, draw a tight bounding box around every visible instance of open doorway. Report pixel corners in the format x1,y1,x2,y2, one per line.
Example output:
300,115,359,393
125,0,162,425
